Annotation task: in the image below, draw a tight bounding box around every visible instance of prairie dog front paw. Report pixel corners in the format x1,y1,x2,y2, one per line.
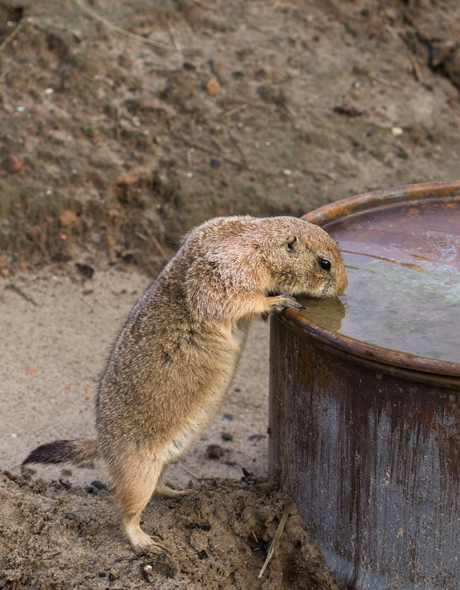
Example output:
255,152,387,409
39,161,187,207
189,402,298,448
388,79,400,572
267,294,304,315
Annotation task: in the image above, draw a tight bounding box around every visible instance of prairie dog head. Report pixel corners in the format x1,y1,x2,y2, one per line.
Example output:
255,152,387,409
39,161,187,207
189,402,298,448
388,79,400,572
255,216,347,298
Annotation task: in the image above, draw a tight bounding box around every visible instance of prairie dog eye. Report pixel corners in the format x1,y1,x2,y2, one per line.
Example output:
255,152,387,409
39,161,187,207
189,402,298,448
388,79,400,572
286,236,298,251
319,258,331,271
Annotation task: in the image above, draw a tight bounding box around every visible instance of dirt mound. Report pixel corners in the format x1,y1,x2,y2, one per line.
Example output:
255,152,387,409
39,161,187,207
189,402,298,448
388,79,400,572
0,470,337,590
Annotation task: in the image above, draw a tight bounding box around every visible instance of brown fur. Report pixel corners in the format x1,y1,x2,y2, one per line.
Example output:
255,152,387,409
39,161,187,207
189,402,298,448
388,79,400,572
23,215,347,553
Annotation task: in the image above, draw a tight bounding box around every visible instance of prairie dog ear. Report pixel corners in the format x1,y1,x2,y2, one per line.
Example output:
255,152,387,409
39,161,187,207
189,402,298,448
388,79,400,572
286,235,298,251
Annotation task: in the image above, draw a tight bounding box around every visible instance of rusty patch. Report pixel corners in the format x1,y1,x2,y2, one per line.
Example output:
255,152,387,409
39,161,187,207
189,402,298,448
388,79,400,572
270,314,460,590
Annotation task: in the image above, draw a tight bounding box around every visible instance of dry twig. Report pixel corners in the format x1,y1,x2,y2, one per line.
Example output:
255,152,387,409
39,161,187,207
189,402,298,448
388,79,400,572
150,235,167,259
192,0,215,9
4,285,38,306
0,21,23,54
166,18,181,52
221,104,250,119
409,52,426,85
258,499,293,578
179,463,237,481
172,133,280,176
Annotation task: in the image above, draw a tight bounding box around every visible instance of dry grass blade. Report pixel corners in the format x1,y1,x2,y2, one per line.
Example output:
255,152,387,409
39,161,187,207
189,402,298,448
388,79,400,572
258,498,293,578
409,52,426,85
70,0,177,52
0,21,23,54
179,463,237,481
192,0,215,9
221,104,249,119
166,18,181,52
4,285,38,306
172,133,281,176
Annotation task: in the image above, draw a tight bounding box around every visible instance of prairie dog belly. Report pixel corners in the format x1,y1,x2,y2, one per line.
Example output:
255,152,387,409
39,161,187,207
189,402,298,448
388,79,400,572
161,321,250,463
97,317,249,452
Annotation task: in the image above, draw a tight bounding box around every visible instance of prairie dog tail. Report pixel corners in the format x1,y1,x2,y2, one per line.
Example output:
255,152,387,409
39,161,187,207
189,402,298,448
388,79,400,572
22,439,98,466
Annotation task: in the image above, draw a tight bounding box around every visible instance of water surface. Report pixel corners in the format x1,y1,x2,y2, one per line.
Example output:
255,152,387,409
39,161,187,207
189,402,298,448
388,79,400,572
299,250,460,363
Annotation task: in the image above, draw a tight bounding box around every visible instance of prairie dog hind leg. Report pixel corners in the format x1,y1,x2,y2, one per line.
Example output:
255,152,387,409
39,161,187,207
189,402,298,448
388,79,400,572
108,450,167,553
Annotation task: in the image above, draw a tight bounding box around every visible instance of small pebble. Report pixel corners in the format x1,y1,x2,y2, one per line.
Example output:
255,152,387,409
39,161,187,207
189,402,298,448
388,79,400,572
109,570,120,581
59,479,71,490
205,78,220,94
64,512,78,521
75,263,94,279
20,466,36,480
4,155,23,173
333,104,365,116
90,480,107,490
248,434,266,441
206,444,224,459
391,127,403,136
59,210,77,227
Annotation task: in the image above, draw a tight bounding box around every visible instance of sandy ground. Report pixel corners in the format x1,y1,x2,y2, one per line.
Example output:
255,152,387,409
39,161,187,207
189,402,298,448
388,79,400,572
0,264,338,590
1,265,271,488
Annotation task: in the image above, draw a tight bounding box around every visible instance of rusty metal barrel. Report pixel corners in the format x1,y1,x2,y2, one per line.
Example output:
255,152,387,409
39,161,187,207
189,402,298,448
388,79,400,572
269,181,460,590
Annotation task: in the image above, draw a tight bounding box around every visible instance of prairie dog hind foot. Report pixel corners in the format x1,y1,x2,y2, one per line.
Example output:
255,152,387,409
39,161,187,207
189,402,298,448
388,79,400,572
154,476,193,498
122,471,191,552
124,517,169,554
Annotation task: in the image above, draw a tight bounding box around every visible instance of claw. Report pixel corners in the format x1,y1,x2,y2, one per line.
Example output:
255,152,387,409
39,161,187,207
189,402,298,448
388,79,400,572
269,294,304,315
286,299,304,311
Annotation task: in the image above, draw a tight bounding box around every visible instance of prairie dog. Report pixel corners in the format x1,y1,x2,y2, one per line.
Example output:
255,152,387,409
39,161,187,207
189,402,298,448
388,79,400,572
23,215,347,553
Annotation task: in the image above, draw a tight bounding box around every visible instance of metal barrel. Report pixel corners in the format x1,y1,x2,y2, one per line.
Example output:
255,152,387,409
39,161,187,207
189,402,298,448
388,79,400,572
269,181,460,590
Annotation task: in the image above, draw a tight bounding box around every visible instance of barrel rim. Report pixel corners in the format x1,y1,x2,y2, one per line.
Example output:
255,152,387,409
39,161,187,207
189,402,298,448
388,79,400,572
288,180,460,377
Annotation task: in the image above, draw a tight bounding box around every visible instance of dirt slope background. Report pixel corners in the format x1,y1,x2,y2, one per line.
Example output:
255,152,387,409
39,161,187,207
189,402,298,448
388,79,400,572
1,0,460,588
1,0,460,273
